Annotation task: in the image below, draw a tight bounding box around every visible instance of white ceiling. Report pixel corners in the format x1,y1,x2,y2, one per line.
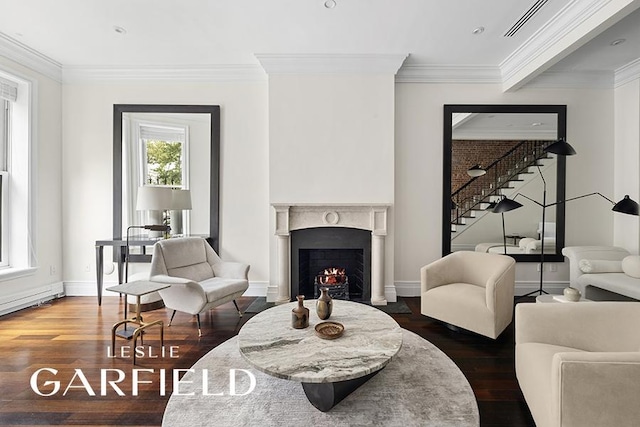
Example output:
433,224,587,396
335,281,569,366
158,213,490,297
0,0,639,86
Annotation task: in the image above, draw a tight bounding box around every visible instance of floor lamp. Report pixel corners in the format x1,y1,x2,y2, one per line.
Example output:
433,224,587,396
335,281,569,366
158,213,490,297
492,137,639,297
492,196,523,254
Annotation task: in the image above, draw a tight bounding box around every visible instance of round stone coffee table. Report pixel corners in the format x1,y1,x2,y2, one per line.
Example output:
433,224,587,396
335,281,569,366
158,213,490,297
237,299,403,411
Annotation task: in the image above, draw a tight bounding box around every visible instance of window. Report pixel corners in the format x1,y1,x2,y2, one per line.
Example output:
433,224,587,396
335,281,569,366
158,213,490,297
139,124,187,187
0,83,15,268
0,70,35,278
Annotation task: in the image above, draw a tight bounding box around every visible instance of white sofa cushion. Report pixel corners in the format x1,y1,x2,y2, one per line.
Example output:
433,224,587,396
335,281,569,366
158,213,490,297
622,255,640,278
578,259,623,273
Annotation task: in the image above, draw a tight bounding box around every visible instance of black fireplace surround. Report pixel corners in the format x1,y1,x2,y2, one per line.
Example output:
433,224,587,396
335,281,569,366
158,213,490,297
291,227,371,301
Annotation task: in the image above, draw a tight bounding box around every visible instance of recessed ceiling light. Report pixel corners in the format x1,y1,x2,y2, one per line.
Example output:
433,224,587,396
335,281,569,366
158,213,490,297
472,27,485,35
610,38,626,46
113,26,127,35
324,0,336,8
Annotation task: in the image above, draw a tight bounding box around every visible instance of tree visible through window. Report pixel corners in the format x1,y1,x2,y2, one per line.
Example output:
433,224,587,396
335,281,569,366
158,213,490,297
145,139,183,186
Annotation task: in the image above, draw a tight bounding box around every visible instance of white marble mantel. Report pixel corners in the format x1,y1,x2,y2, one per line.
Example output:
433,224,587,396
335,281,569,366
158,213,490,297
272,203,390,306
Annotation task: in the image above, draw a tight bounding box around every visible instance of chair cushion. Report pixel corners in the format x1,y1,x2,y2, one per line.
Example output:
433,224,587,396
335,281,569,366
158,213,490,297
200,277,249,303
161,238,208,269
422,283,494,336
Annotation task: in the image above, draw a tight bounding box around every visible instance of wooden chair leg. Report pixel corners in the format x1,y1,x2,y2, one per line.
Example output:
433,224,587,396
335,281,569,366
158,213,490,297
233,300,243,317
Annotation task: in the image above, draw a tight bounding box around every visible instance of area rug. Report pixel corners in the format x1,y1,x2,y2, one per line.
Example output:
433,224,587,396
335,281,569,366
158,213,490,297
162,329,479,427
245,297,413,314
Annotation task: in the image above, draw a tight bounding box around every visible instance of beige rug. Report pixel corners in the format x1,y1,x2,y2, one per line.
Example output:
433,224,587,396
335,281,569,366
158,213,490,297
163,329,479,426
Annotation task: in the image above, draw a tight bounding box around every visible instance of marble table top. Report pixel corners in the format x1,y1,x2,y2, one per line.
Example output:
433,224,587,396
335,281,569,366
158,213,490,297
238,299,403,383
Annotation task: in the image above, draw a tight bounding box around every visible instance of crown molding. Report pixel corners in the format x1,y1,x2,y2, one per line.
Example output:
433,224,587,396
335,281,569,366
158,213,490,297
0,32,62,82
615,57,640,87
501,0,638,91
62,64,267,83
525,69,613,89
395,64,502,84
255,53,408,75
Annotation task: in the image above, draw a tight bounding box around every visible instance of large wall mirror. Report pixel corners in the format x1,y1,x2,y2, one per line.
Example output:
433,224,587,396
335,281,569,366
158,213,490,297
113,104,220,251
443,104,566,262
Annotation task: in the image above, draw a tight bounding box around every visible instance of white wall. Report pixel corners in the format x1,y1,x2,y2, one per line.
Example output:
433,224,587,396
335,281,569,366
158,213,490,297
394,83,616,292
0,57,63,313
267,74,396,301
614,79,640,253
61,81,270,296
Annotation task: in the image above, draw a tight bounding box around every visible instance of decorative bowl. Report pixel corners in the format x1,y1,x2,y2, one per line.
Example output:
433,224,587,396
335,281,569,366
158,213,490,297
315,321,344,340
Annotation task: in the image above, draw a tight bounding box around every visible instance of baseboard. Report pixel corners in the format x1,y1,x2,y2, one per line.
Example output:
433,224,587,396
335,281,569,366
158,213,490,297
0,282,65,317
64,280,269,297
393,280,569,297
244,281,268,297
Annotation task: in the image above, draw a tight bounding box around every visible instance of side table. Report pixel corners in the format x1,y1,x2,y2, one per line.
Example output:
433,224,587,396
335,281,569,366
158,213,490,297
106,280,170,364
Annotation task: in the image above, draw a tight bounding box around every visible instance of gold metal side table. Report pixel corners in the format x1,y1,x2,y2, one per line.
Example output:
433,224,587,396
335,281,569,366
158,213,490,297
106,280,170,364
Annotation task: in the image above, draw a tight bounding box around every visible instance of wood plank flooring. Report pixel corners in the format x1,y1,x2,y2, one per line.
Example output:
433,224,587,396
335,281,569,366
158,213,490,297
0,296,535,426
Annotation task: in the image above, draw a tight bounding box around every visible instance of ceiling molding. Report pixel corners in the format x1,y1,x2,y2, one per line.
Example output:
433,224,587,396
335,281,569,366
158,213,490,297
62,65,267,83
255,53,408,75
395,64,501,84
0,32,62,82
525,69,614,89
615,57,640,87
500,0,640,91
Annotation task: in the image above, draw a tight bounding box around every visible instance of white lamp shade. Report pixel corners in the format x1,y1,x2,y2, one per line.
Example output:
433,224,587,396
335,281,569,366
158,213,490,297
171,189,192,210
136,186,172,210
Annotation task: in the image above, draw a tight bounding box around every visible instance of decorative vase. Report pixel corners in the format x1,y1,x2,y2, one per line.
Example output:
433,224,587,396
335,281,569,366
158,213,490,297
563,286,581,302
316,287,333,320
292,295,309,329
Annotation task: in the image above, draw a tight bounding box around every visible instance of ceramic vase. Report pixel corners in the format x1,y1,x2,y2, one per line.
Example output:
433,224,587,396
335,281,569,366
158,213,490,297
563,286,581,302
316,287,333,320
292,295,309,329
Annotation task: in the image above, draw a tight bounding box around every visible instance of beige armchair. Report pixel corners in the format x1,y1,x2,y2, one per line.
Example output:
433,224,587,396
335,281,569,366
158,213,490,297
515,302,640,427
421,251,516,339
150,237,250,336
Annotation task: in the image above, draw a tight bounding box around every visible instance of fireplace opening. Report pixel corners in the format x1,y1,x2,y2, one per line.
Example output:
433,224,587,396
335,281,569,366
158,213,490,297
291,227,371,301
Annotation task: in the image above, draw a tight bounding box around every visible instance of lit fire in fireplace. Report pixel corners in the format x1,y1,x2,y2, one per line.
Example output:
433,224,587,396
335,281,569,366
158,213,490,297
316,267,347,286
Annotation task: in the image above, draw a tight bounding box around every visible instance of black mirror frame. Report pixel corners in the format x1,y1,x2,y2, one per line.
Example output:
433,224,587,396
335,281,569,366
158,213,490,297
442,104,566,262
113,104,220,252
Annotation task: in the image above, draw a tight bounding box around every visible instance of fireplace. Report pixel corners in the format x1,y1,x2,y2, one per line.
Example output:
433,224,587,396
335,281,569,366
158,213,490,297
271,203,390,305
291,227,371,301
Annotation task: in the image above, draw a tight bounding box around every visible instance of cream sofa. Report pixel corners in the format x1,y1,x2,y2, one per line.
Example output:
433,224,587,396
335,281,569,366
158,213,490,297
421,251,516,339
562,246,640,300
515,302,640,427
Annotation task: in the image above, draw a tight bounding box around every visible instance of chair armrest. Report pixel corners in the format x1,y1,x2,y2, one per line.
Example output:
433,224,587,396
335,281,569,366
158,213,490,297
150,274,196,285
485,260,515,313
515,302,640,351
420,257,455,293
212,262,250,280
552,351,640,426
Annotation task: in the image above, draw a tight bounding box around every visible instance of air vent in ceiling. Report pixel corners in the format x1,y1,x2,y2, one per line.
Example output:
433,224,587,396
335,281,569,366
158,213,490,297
504,0,548,37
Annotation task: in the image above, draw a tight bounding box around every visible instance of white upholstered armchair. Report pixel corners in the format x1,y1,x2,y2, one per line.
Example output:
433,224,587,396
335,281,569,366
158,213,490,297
150,237,250,336
421,251,516,339
516,302,640,427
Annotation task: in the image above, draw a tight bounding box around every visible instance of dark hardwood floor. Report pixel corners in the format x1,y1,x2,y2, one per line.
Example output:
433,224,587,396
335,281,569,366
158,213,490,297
0,296,535,426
